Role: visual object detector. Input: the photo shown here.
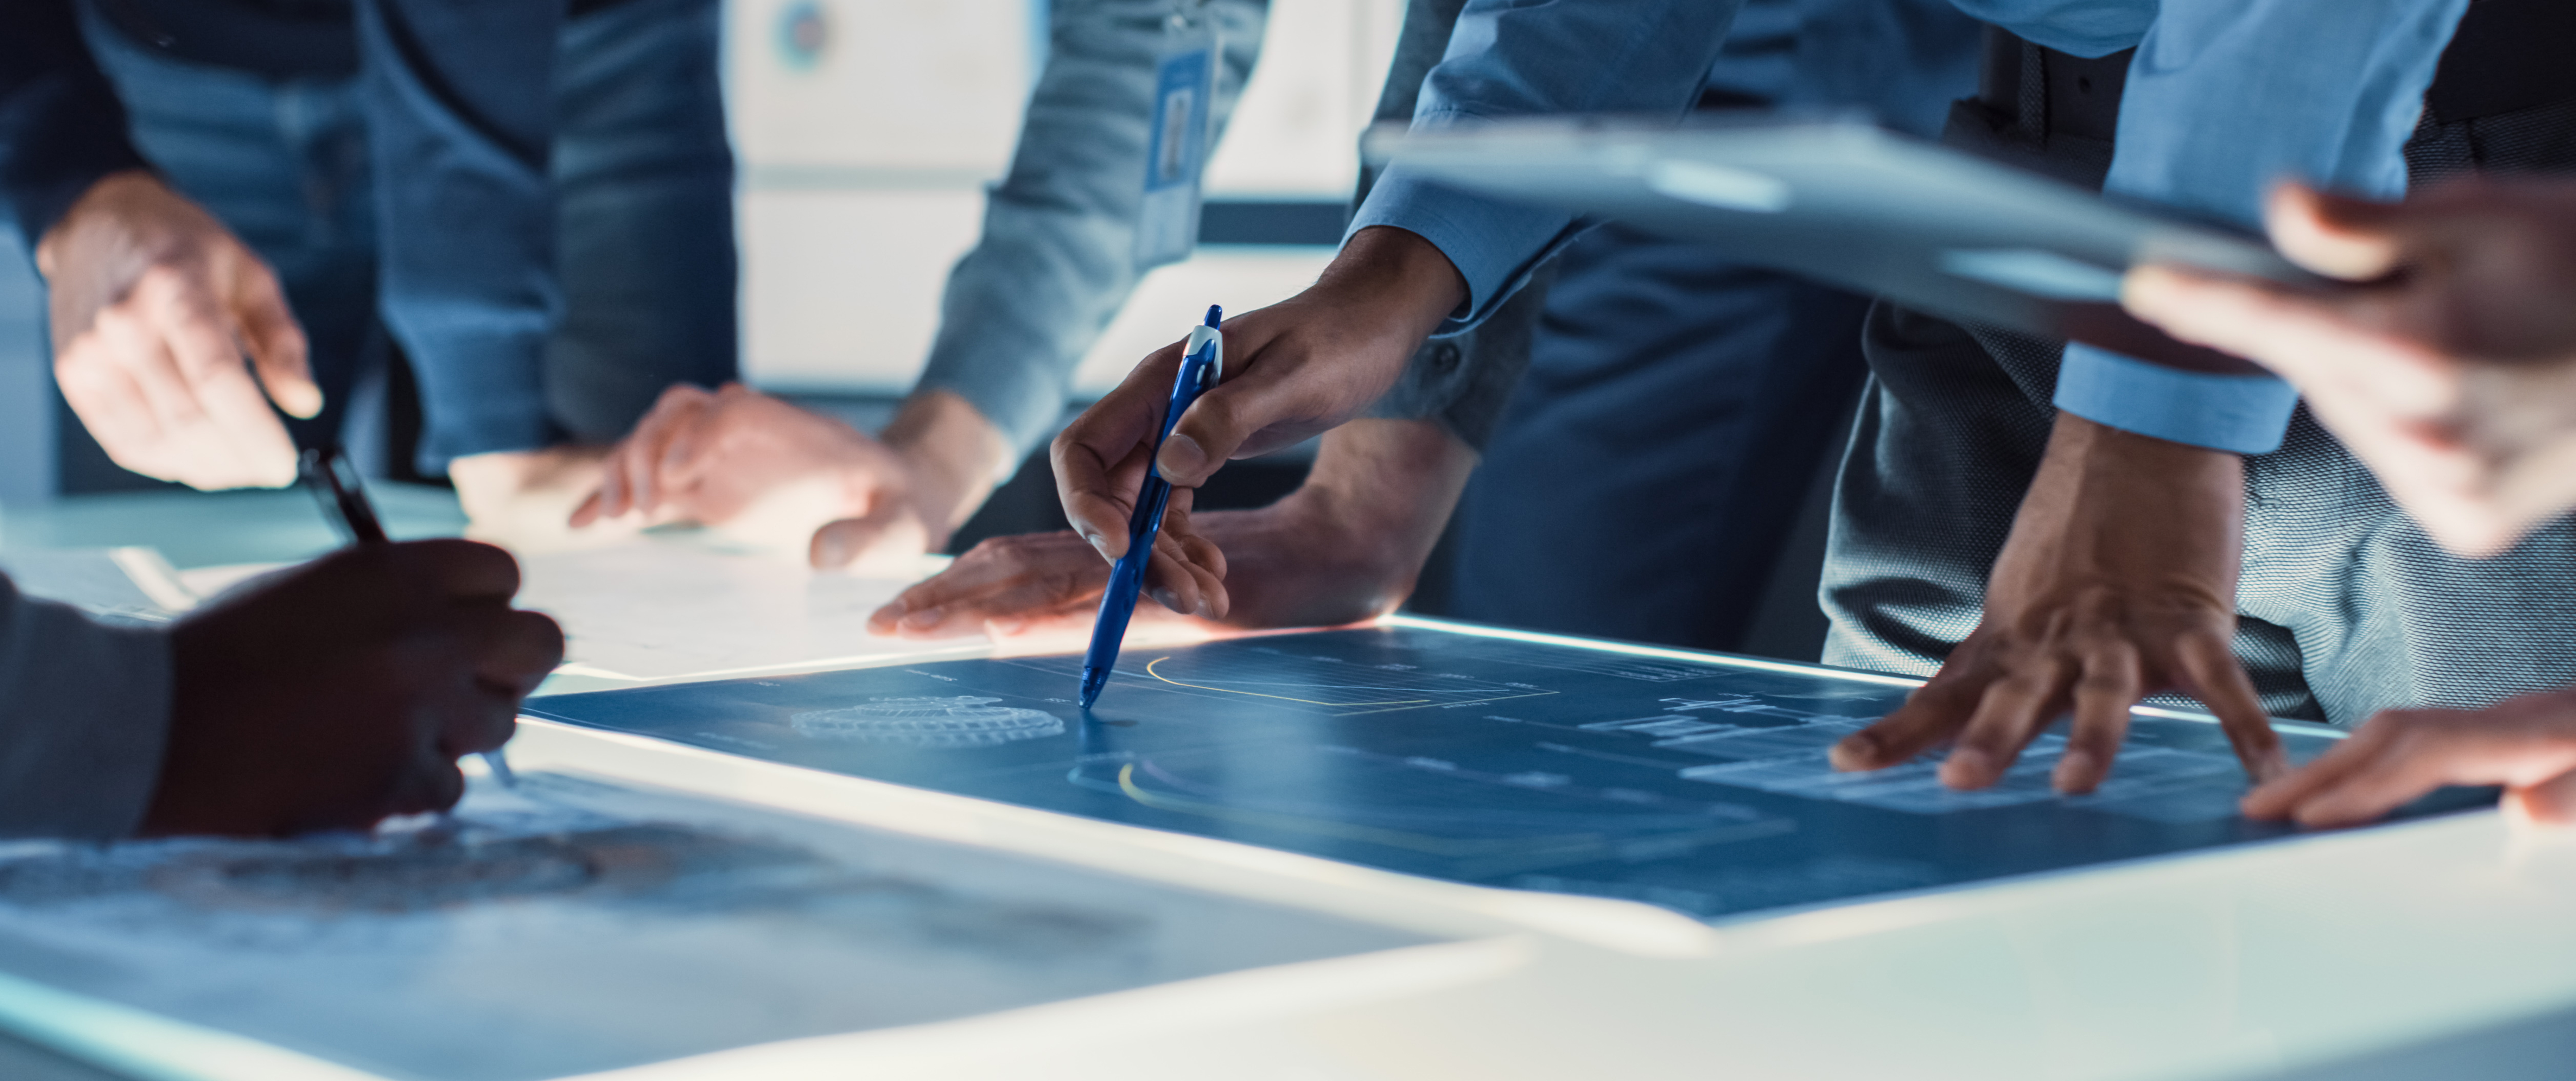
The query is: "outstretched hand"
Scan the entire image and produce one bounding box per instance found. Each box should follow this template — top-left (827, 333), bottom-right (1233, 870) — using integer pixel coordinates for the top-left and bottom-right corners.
top-left (2244, 687), bottom-right (2576, 828)
top-left (1053, 227), bottom-right (1465, 562)
top-left (1830, 414), bottom-right (2288, 793)
top-left (38, 171), bottom-right (320, 490)
top-left (2126, 178), bottom-right (2576, 556)
top-left (880, 420), bottom-right (1475, 640)
top-left (142, 540), bottom-right (563, 837)
top-left (572, 385), bottom-right (1008, 569)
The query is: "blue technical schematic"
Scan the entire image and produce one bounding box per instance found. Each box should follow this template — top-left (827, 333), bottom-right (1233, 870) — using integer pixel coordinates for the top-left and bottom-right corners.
top-left (525, 624), bottom-right (2492, 922)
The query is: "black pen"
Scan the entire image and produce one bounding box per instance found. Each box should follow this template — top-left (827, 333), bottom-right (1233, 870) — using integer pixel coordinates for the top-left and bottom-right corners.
top-left (299, 446), bottom-right (519, 788)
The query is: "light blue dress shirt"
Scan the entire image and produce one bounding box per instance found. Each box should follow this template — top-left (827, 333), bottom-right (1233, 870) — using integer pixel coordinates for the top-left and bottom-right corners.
top-left (1352, 0), bottom-right (2472, 454)
top-left (2056, 0), bottom-right (2467, 453)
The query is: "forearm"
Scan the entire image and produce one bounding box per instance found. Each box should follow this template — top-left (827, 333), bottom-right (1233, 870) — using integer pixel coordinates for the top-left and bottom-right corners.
top-left (0, 579), bottom-right (172, 840)
top-left (1207, 418), bottom-right (1475, 627)
top-left (879, 389), bottom-right (1016, 541)
top-left (1993, 412), bottom-right (2245, 610)
top-left (0, 0), bottom-right (151, 247)
top-left (914, 0), bottom-right (1269, 459)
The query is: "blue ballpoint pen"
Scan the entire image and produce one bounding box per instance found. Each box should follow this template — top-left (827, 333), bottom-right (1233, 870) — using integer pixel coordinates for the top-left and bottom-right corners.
top-left (299, 446), bottom-right (519, 788)
top-left (1079, 305), bottom-right (1224, 708)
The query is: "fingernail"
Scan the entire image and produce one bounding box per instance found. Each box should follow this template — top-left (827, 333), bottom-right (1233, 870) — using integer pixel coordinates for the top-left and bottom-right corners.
top-left (1941, 748), bottom-right (1994, 789)
top-left (988, 616), bottom-right (1025, 636)
top-left (815, 532), bottom-right (850, 568)
top-left (1080, 527), bottom-right (1114, 561)
top-left (866, 605), bottom-right (900, 632)
top-left (1150, 588), bottom-right (1178, 612)
top-left (902, 607), bottom-right (940, 630)
top-left (1157, 433), bottom-right (1207, 479)
top-left (276, 382), bottom-right (324, 419)
top-left (1828, 732), bottom-right (1875, 770)
top-left (2053, 750), bottom-right (2098, 793)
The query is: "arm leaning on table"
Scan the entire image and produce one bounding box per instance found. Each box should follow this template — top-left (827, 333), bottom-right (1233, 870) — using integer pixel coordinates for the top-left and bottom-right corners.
top-left (1831, 0), bottom-right (2477, 793)
top-left (1052, 0), bottom-right (1749, 561)
top-left (874, 418), bottom-right (1475, 638)
top-left (572, 0), bottom-right (1270, 568)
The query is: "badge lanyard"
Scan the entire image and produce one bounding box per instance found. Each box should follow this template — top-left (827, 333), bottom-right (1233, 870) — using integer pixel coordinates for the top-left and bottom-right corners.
top-left (1136, 0), bottom-right (1218, 270)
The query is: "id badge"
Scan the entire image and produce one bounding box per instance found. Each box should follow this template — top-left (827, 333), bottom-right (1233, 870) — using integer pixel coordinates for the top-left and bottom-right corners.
top-left (1135, 4), bottom-right (1216, 269)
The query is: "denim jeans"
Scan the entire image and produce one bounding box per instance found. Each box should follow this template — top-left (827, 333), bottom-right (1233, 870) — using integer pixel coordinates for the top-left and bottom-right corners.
top-left (77, 0), bottom-right (735, 476)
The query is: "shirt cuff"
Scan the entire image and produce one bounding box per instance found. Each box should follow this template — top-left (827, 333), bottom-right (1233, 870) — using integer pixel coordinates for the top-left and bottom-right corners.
top-left (1347, 163), bottom-right (1580, 335)
top-left (2055, 344), bottom-right (2299, 455)
top-left (0, 590), bottom-right (172, 840)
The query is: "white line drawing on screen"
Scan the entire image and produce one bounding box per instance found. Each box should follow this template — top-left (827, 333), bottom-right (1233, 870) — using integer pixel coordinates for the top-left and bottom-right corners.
top-left (791, 697), bottom-right (1066, 746)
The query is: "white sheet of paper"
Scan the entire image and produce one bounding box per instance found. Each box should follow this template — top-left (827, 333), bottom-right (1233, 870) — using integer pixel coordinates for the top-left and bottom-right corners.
top-left (509, 542), bottom-right (981, 681)
top-left (180, 540), bottom-right (986, 683)
top-left (0, 772), bottom-right (1435, 1081)
top-left (0, 547), bottom-right (196, 624)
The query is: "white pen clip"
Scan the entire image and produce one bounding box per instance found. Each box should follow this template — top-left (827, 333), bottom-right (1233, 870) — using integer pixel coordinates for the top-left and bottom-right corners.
top-left (1184, 322), bottom-right (1223, 388)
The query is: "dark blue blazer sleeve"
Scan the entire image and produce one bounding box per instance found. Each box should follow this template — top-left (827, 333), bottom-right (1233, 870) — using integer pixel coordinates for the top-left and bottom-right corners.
top-left (0, 0), bottom-right (149, 247)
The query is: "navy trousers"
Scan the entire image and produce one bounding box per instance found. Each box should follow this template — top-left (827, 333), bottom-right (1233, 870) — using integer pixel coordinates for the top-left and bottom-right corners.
top-left (1446, 223), bottom-right (1870, 653)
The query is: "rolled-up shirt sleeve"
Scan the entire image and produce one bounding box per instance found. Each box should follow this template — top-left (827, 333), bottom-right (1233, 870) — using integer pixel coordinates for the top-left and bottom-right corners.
top-left (1347, 0), bottom-right (1747, 336)
top-left (0, 0), bottom-right (150, 248)
top-left (2051, 0), bottom-right (2467, 453)
top-left (0, 577), bottom-right (172, 840)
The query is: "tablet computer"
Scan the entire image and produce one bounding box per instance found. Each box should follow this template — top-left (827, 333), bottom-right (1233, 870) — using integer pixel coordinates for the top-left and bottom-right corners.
top-left (1363, 114), bottom-right (2324, 371)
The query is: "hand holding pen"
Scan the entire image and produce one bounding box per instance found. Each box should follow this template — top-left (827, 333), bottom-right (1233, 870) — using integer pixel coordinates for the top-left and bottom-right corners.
top-left (139, 452), bottom-right (562, 835)
top-left (303, 447), bottom-right (525, 787)
top-left (1079, 306), bottom-right (1225, 708)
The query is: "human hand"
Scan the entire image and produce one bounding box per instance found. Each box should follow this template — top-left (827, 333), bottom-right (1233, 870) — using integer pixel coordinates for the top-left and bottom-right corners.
top-left (870, 490), bottom-right (1227, 640)
top-left (2125, 179), bottom-right (2576, 556)
top-left (2242, 688), bottom-right (2576, 828)
top-left (1830, 414), bottom-right (2288, 793)
top-left (1053, 226), bottom-right (1465, 561)
top-left (877, 419), bottom-right (1475, 638)
top-left (142, 540), bottom-right (564, 837)
top-left (451, 444), bottom-right (624, 551)
top-left (571, 385), bottom-right (1009, 569)
top-left (36, 170), bottom-right (320, 490)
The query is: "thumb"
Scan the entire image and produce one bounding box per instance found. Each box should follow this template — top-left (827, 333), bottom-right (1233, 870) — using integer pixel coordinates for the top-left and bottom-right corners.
top-left (810, 501), bottom-right (930, 571)
top-left (2509, 768), bottom-right (2576, 826)
top-left (2269, 182), bottom-right (2405, 282)
top-left (1156, 378), bottom-right (1281, 488)
top-left (234, 265), bottom-right (321, 419)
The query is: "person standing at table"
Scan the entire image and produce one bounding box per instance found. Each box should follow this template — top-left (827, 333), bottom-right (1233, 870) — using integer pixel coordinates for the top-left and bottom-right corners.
top-left (571, 0), bottom-right (1272, 569)
top-left (1047, 0), bottom-right (2576, 794)
top-left (2120, 171), bottom-right (2576, 827)
top-left (1, 0), bottom-right (735, 532)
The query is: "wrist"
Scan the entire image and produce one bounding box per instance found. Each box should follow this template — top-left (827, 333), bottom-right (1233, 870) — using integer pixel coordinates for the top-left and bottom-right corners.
top-left (1286, 419), bottom-right (1476, 576)
top-left (1314, 226), bottom-right (1470, 343)
top-left (35, 169), bottom-right (163, 280)
top-left (878, 389), bottom-right (1012, 545)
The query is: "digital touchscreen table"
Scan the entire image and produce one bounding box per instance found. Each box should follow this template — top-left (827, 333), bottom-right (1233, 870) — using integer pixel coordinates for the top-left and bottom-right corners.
top-left (525, 623), bottom-right (2488, 922)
